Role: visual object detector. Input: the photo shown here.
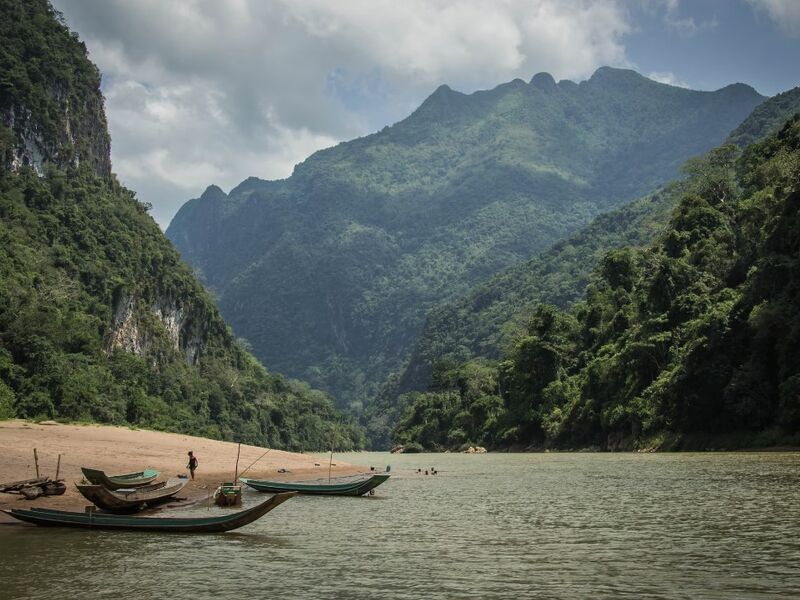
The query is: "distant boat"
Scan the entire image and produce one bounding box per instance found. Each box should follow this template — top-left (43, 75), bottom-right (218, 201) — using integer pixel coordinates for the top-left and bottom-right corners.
top-left (81, 468), bottom-right (159, 490)
top-left (75, 478), bottom-right (187, 513)
top-left (240, 473), bottom-right (390, 496)
top-left (2, 492), bottom-right (295, 533)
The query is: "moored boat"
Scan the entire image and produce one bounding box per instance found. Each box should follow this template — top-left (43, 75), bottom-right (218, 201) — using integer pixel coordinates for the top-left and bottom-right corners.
top-left (81, 468), bottom-right (159, 490)
top-left (213, 482), bottom-right (242, 507)
top-left (1, 492), bottom-right (295, 533)
top-left (240, 473), bottom-right (390, 496)
top-left (75, 478), bottom-right (187, 513)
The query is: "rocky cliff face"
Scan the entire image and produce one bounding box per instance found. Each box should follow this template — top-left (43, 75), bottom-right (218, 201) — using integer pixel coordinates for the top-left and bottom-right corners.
top-left (0, 1), bottom-right (111, 177)
top-left (108, 293), bottom-right (206, 366)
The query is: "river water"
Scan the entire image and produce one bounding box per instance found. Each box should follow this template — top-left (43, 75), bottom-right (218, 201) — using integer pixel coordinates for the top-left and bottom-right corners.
top-left (1, 452), bottom-right (799, 599)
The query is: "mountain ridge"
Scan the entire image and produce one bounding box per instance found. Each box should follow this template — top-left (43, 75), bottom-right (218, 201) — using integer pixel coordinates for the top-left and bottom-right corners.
top-left (168, 67), bottom-right (765, 412)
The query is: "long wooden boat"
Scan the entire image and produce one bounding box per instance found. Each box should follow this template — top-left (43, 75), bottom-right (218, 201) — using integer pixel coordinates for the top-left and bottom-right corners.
top-left (1, 492), bottom-right (295, 533)
top-left (240, 473), bottom-right (390, 496)
top-left (81, 468), bottom-right (159, 490)
top-left (75, 478), bottom-right (187, 513)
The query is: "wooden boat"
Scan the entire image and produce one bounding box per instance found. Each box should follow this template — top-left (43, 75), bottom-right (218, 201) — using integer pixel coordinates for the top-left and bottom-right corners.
top-left (240, 473), bottom-right (390, 496)
top-left (75, 478), bottom-right (187, 513)
top-left (81, 468), bottom-right (159, 490)
top-left (213, 482), bottom-right (242, 507)
top-left (1, 492), bottom-right (295, 533)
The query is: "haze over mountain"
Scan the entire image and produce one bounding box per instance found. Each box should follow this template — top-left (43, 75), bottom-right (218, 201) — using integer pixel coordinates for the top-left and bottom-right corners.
top-left (168, 68), bottom-right (763, 411)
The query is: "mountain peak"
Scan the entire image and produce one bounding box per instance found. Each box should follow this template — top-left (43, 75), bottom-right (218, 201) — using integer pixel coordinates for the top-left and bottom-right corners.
top-left (588, 66), bottom-right (647, 85)
top-left (530, 72), bottom-right (557, 91)
top-left (200, 184), bottom-right (227, 201)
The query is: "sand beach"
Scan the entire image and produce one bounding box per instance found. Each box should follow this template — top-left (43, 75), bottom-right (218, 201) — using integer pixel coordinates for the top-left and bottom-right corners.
top-left (0, 420), bottom-right (367, 521)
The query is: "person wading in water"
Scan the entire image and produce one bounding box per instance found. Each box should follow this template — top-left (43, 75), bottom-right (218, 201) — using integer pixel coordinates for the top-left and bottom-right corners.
top-left (187, 451), bottom-right (198, 480)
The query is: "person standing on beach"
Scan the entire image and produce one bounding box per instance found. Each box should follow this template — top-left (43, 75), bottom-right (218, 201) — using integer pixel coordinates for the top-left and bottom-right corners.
top-left (187, 451), bottom-right (198, 480)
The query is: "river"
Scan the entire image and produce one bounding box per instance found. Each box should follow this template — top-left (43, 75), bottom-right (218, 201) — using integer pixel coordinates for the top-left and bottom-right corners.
top-left (1, 452), bottom-right (799, 599)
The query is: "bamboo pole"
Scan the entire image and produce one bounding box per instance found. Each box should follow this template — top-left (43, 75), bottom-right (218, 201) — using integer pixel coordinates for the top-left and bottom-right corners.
top-left (55, 454), bottom-right (61, 480)
top-left (234, 443), bottom-right (241, 481)
top-left (328, 426), bottom-right (335, 484)
top-left (33, 448), bottom-right (39, 478)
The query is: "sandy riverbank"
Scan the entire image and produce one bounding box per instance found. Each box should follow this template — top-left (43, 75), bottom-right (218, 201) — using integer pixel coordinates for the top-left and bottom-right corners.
top-left (0, 420), bottom-right (370, 521)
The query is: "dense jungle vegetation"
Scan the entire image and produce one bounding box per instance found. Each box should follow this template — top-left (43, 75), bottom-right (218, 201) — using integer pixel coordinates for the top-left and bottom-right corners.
top-left (168, 69), bottom-right (763, 414)
top-left (393, 116), bottom-right (800, 451)
top-left (0, 0), bottom-right (363, 451)
top-left (397, 87), bottom-right (800, 397)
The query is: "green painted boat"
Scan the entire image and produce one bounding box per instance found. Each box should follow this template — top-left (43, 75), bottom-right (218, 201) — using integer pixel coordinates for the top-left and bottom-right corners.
top-left (214, 482), bottom-right (242, 507)
top-left (75, 478), bottom-right (187, 513)
top-left (81, 467), bottom-right (160, 490)
top-left (1, 492), bottom-right (295, 533)
top-left (240, 473), bottom-right (390, 496)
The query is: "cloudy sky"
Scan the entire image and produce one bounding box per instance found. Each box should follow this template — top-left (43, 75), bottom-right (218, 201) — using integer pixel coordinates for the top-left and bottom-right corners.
top-left (52, 0), bottom-right (800, 228)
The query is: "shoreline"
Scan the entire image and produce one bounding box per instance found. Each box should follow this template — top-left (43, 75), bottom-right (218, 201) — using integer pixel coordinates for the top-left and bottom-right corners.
top-left (0, 420), bottom-right (371, 523)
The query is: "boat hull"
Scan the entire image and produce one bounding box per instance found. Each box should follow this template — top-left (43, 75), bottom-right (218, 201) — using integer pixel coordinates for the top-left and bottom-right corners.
top-left (81, 468), bottom-right (160, 490)
top-left (240, 474), bottom-right (390, 496)
top-left (75, 479), bottom-right (187, 513)
top-left (2, 492), bottom-right (295, 533)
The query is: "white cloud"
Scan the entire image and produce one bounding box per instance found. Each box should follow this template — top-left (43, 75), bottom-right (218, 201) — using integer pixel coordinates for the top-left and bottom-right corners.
top-left (637, 0), bottom-right (717, 37)
top-left (648, 71), bottom-right (690, 88)
top-left (747, 0), bottom-right (800, 36)
top-left (52, 0), bottom-right (634, 227)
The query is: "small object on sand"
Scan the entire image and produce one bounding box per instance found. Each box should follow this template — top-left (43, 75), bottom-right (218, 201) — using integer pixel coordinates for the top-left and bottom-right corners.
top-left (0, 476), bottom-right (64, 499)
top-left (314, 463), bottom-right (321, 467)
top-left (43, 481), bottom-right (66, 495)
top-left (278, 468), bottom-right (289, 473)
top-left (20, 486), bottom-right (43, 500)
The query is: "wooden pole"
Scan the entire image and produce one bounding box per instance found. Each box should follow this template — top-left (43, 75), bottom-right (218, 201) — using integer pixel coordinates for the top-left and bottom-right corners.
top-left (33, 448), bottom-right (39, 478)
top-left (234, 443), bottom-right (241, 481)
top-left (328, 427), bottom-right (335, 484)
top-left (55, 454), bottom-right (61, 480)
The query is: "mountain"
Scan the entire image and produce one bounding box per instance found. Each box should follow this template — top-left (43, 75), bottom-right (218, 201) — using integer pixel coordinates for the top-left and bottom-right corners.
top-left (168, 67), bottom-right (764, 410)
top-left (396, 87), bottom-right (800, 399)
top-left (0, 0), bottom-right (363, 451)
top-left (392, 115), bottom-right (800, 451)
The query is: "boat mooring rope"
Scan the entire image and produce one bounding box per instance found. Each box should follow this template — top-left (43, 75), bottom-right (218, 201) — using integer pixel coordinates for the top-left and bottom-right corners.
top-left (236, 448), bottom-right (272, 478)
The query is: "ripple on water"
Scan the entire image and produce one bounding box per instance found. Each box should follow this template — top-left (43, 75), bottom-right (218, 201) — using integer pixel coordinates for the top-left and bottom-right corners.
top-left (1, 452), bottom-right (799, 599)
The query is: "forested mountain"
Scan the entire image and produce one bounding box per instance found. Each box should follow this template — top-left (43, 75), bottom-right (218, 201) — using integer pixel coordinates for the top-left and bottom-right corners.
top-left (397, 87), bottom-right (800, 400)
top-left (0, 0), bottom-right (363, 450)
top-left (393, 115), bottom-right (800, 452)
top-left (168, 67), bottom-right (763, 410)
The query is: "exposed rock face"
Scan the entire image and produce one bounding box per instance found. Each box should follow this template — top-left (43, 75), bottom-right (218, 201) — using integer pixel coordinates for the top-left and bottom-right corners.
top-left (2, 94), bottom-right (111, 177)
top-left (0, 2), bottom-right (111, 177)
top-left (108, 294), bottom-right (206, 366)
